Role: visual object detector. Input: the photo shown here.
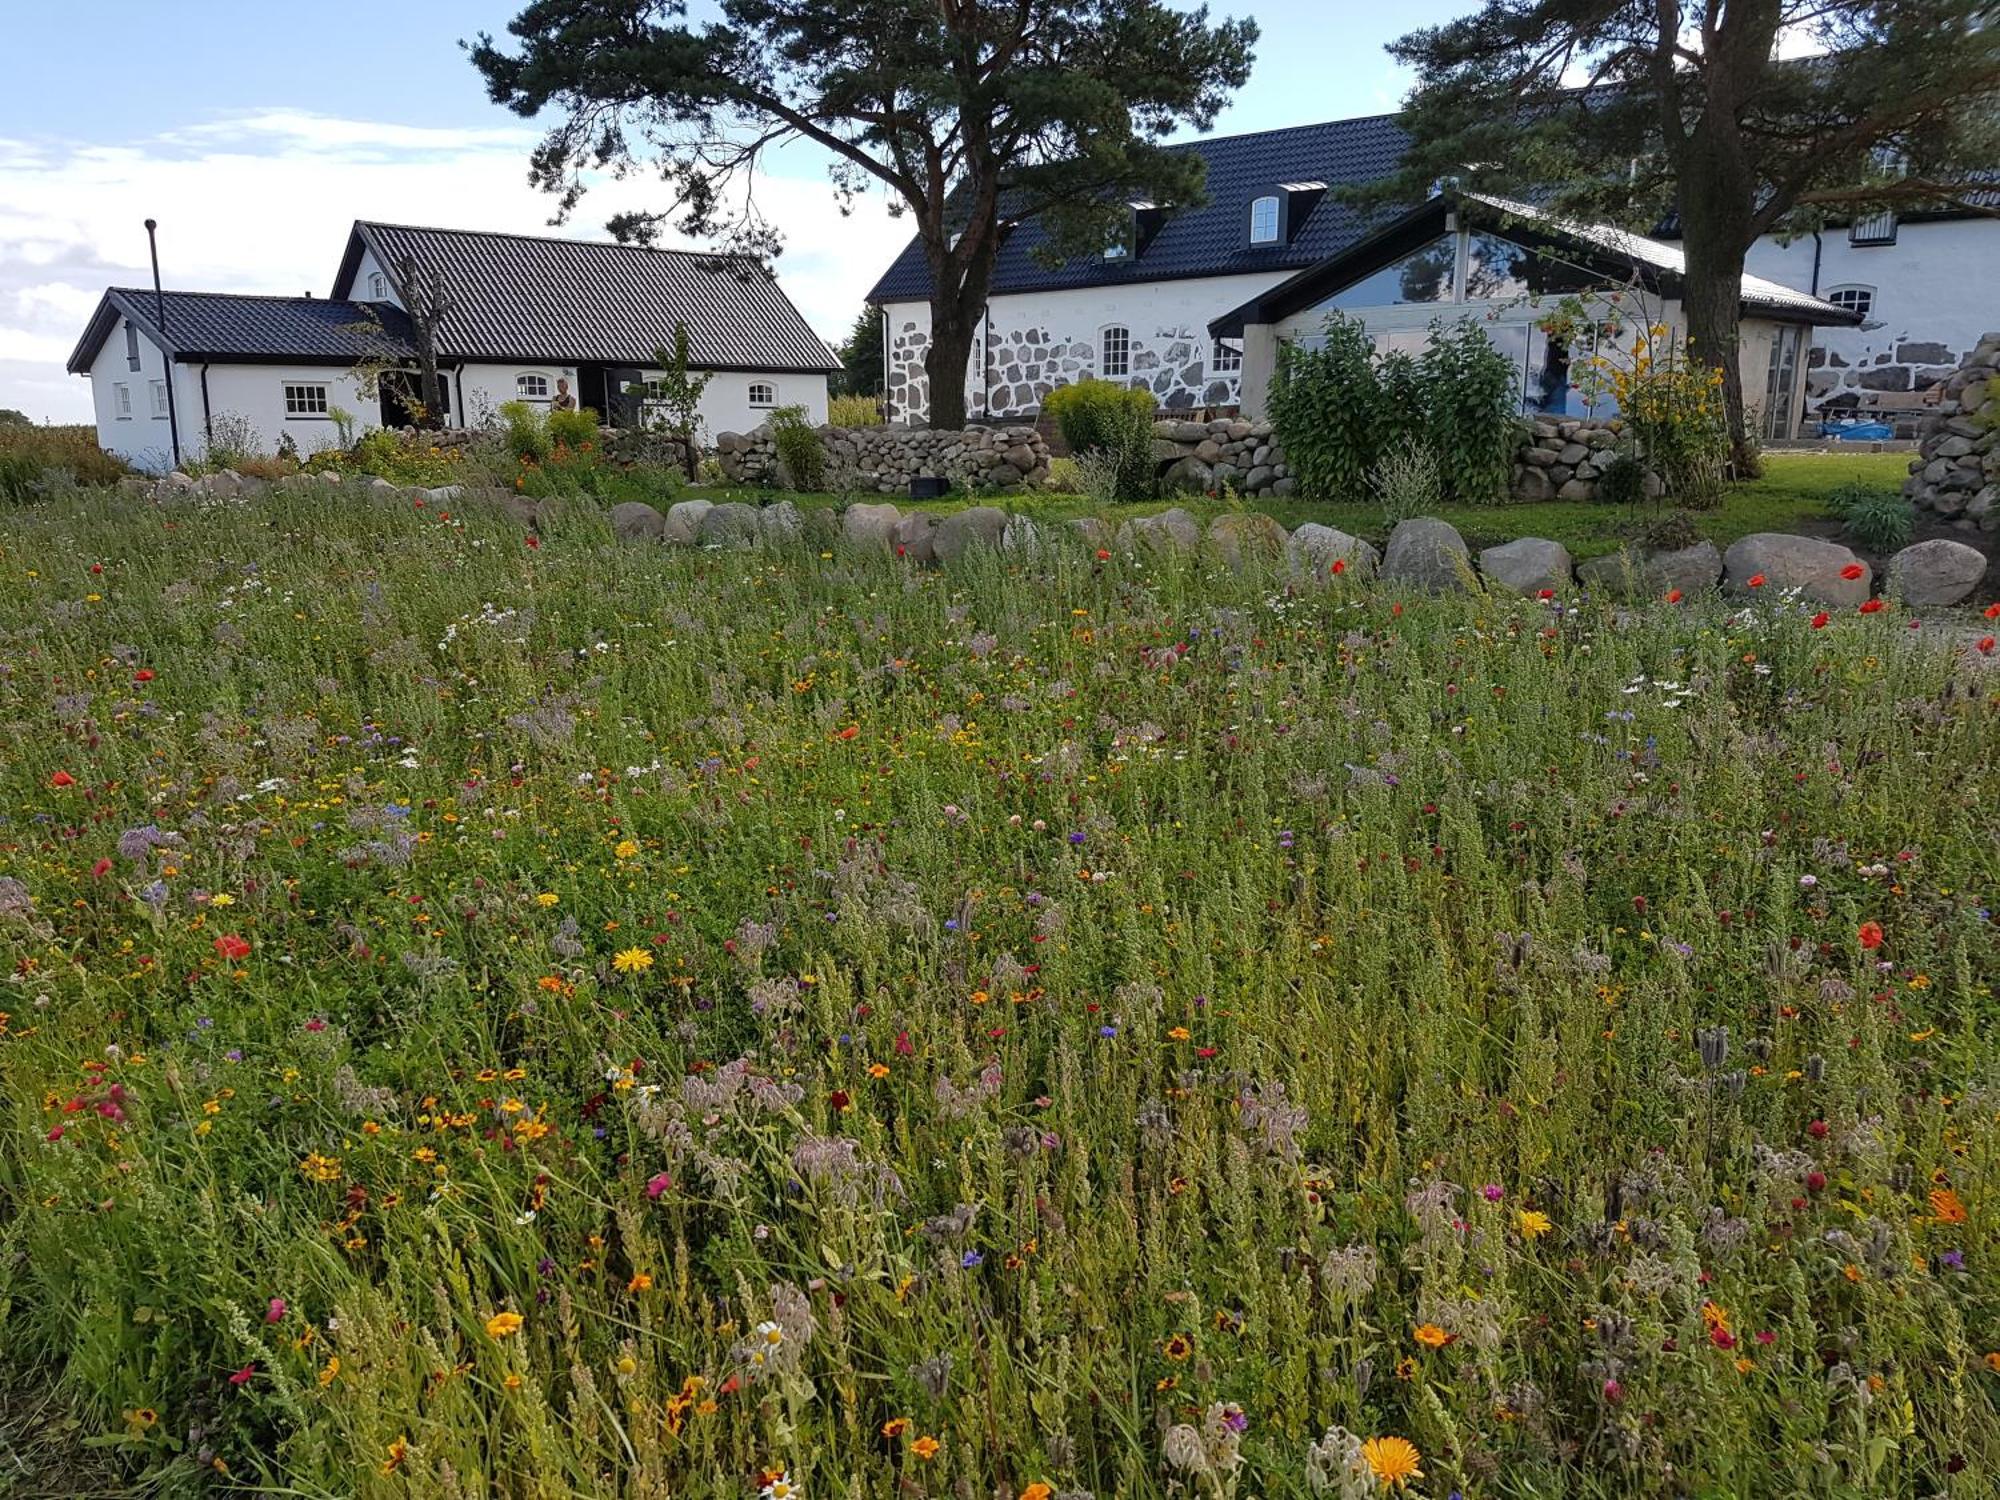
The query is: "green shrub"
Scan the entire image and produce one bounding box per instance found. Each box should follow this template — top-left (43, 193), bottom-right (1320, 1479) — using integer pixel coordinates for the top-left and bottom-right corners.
top-left (0, 423), bottom-right (130, 499)
top-left (499, 400), bottom-right (551, 462)
top-left (1043, 378), bottom-right (1156, 456)
top-left (1273, 313), bottom-right (1522, 505)
top-left (1046, 454), bottom-right (1084, 493)
top-left (828, 393), bottom-right (883, 428)
top-left (1824, 480), bottom-right (1891, 520)
top-left (1371, 439), bottom-right (1442, 524)
top-left (1268, 315), bottom-right (1392, 500)
top-left (1842, 490), bottom-right (1914, 552)
top-left (1595, 452), bottom-right (1650, 507)
top-left (548, 407), bottom-right (600, 452)
top-left (770, 405), bottom-right (826, 490)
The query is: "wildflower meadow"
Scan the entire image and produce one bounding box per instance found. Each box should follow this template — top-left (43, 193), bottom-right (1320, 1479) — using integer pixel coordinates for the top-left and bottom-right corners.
top-left (1, 484), bottom-right (1996, 1498)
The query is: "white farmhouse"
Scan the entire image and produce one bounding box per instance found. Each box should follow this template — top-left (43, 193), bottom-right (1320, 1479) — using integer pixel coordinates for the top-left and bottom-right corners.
top-left (70, 221), bottom-right (838, 470)
top-left (869, 111), bottom-right (1990, 438)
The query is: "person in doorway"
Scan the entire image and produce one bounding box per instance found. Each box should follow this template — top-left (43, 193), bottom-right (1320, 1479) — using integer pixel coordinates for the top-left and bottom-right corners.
top-left (551, 376), bottom-right (577, 412)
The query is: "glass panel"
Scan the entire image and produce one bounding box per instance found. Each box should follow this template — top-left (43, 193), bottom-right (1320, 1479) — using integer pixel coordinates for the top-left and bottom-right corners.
top-left (1322, 236), bottom-right (1457, 308)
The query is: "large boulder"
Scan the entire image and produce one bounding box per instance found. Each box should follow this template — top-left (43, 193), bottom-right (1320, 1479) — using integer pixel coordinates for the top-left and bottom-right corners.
top-left (1161, 457), bottom-right (1214, 495)
top-left (1479, 537), bottom-right (1573, 596)
top-left (892, 511), bottom-right (939, 564)
top-left (1286, 523), bottom-right (1379, 581)
top-left (697, 502), bottom-right (763, 548)
top-left (842, 501), bottom-right (902, 552)
top-left (1206, 512), bottom-right (1289, 570)
top-left (663, 499), bottom-right (713, 546)
top-left (1577, 541), bottom-right (1723, 600)
top-left (932, 505), bottom-right (1010, 562)
top-left (1381, 517), bottom-right (1472, 592)
top-left (1885, 538), bottom-right (1988, 606)
top-left (759, 500), bottom-right (805, 545)
top-left (1001, 513), bottom-right (1047, 556)
top-left (1722, 533), bottom-right (1872, 605)
top-left (609, 501), bottom-right (667, 543)
top-left (1117, 507), bottom-right (1203, 554)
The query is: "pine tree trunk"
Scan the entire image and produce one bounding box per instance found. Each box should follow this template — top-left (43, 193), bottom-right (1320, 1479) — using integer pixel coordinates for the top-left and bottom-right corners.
top-left (1678, 217), bottom-right (1756, 475)
top-left (925, 298), bottom-right (978, 432)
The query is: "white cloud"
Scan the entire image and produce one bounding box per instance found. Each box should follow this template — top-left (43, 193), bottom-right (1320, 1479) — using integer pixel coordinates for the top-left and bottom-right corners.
top-left (0, 110), bottom-right (911, 422)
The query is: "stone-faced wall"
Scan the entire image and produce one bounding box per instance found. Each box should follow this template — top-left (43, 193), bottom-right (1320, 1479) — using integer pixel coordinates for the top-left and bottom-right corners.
top-left (1905, 330), bottom-right (2000, 532)
top-left (1511, 417), bottom-right (1626, 501)
top-left (714, 423), bottom-right (1051, 493)
top-left (1808, 338), bottom-right (1960, 431)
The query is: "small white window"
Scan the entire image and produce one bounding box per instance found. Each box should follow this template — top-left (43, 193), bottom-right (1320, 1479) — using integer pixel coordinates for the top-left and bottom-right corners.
top-left (369, 272), bottom-right (386, 299)
top-left (516, 373), bottom-right (551, 400)
top-left (747, 381), bottom-right (777, 407)
top-left (284, 382), bottom-right (330, 417)
top-left (149, 380), bottom-right (167, 417)
top-left (1211, 338), bottom-right (1243, 372)
top-left (1099, 326), bottom-right (1131, 378)
top-left (1249, 195), bottom-right (1281, 245)
top-left (1826, 285), bottom-right (1875, 319)
top-left (113, 382), bottom-right (132, 418)
top-left (125, 322), bottom-right (141, 370)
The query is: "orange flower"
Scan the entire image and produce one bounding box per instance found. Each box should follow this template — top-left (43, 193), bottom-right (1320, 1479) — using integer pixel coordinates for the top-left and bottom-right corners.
top-left (1412, 1323), bottom-right (1452, 1349)
top-left (911, 1435), bottom-right (942, 1460)
top-left (1021, 1485), bottom-right (1054, 1500)
top-left (1929, 1187), bottom-right (1969, 1224)
top-left (882, 1417), bottom-right (911, 1438)
top-left (1858, 921), bottom-right (1885, 951)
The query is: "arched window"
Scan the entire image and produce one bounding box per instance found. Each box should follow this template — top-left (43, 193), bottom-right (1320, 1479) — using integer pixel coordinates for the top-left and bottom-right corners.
top-left (748, 381), bottom-right (777, 407)
top-left (1248, 195), bottom-right (1281, 245)
top-left (368, 272), bottom-right (387, 299)
top-left (1825, 284), bottom-right (1876, 320)
top-left (517, 373), bottom-right (551, 400)
top-left (1099, 325), bottom-right (1131, 378)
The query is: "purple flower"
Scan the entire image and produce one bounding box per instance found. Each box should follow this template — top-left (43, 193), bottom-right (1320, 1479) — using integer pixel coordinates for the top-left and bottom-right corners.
top-left (1098, 1025), bottom-right (1118, 1039)
top-left (1068, 831), bottom-right (1086, 845)
top-left (1940, 1249), bottom-right (1965, 1271)
top-left (1482, 1184), bottom-right (1504, 1203)
top-left (960, 1250), bottom-right (983, 1269)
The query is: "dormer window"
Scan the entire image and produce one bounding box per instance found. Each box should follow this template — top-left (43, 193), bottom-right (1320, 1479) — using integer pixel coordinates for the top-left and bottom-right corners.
top-left (1249, 195), bottom-right (1281, 246)
top-left (369, 272), bottom-right (387, 299)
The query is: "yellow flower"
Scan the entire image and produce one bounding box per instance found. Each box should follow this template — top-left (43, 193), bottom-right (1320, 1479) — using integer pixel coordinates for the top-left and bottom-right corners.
top-left (1362, 1435), bottom-right (1423, 1488)
top-left (536, 892), bottom-right (559, 907)
top-left (485, 1311), bottom-right (525, 1339)
top-left (381, 1437), bottom-right (408, 1474)
top-left (614, 839), bottom-right (639, 859)
top-left (208, 892), bottom-right (234, 907)
top-left (318, 1355), bottom-right (340, 1387)
top-left (613, 947), bottom-right (654, 975)
top-left (911, 1435), bottom-right (942, 1460)
top-left (1412, 1323), bottom-right (1451, 1349)
top-left (881, 1417), bottom-right (910, 1438)
top-left (1516, 1208), bottom-right (1553, 1240)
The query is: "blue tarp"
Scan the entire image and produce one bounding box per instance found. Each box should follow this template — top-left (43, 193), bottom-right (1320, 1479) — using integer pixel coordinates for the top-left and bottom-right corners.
top-left (1817, 419), bottom-right (1896, 441)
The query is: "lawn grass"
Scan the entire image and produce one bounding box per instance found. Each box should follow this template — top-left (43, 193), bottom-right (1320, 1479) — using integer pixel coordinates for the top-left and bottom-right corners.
top-left (687, 449), bottom-right (1913, 558)
top-left (0, 476), bottom-right (1991, 1498)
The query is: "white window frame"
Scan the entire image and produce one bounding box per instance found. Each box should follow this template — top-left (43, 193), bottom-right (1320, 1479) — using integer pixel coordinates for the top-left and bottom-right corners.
top-left (368, 272), bottom-right (387, 299)
top-left (124, 322), bottom-right (141, 371)
top-left (113, 382), bottom-right (131, 419)
top-left (1210, 337), bottom-right (1243, 373)
top-left (1249, 195), bottom-right (1281, 246)
top-left (747, 381), bottom-right (777, 408)
top-left (516, 372), bottom-right (552, 401)
top-left (149, 380), bottom-right (168, 418)
top-left (283, 382), bottom-right (331, 418)
top-left (1825, 284), bottom-right (1876, 320)
top-left (1098, 325), bottom-right (1131, 378)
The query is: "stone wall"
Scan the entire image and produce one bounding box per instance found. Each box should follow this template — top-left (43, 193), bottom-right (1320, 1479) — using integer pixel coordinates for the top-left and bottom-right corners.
top-left (1905, 330), bottom-right (2000, 532)
top-left (370, 423), bottom-right (692, 472)
top-left (1511, 417), bottom-right (1627, 501)
top-left (713, 423), bottom-right (1051, 493)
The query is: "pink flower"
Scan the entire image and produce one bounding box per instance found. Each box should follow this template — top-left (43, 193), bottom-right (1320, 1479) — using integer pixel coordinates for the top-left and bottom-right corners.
top-left (646, 1172), bottom-right (673, 1200)
top-left (1481, 1184), bottom-right (1504, 1203)
top-left (228, 1364), bottom-right (258, 1386)
top-left (266, 1297), bottom-right (287, 1324)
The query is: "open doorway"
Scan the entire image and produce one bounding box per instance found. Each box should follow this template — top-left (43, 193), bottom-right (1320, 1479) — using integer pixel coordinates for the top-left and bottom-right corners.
top-left (378, 368), bottom-right (451, 428)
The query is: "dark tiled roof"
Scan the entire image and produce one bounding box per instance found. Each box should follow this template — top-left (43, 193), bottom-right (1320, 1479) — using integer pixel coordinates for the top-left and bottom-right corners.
top-left (865, 113), bottom-right (1413, 303)
top-left (67, 289), bottom-right (413, 372)
top-left (336, 222), bottom-right (839, 373)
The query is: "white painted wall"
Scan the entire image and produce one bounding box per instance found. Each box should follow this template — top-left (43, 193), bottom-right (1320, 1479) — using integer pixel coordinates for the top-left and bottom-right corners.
top-left (882, 268), bottom-right (1294, 424)
top-left (1742, 218), bottom-right (1999, 418)
top-left (88, 315), bottom-right (184, 469)
top-left (192, 364), bottom-right (381, 459)
top-left (346, 249), bottom-right (402, 308)
top-left (697, 371), bottom-right (826, 434)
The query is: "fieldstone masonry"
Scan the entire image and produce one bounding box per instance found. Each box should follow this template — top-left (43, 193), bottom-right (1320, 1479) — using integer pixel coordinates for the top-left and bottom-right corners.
top-left (1905, 331), bottom-right (2000, 534)
top-left (714, 424), bottom-right (1052, 493)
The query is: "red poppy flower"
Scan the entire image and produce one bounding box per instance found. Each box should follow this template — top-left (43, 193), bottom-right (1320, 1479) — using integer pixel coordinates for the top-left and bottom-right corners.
top-left (1857, 921), bottom-right (1884, 951)
top-left (1985, 602), bottom-right (2000, 620)
top-left (1665, 589), bottom-right (1682, 604)
top-left (1858, 598), bottom-right (1883, 614)
top-left (1747, 573), bottom-right (1766, 588)
top-left (92, 858), bottom-right (112, 879)
top-left (1810, 611), bottom-right (1829, 629)
top-left (1537, 588), bottom-right (1554, 601)
top-left (833, 724), bottom-right (859, 741)
top-left (133, 668), bottom-right (154, 683)
top-left (49, 770), bottom-right (75, 788)
top-left (525, 534), bottom-right (541, 549)
top-left (829, 1089), bottom-right (851, 1112)
top-left (1331, 559), bottom-right (1346, 575)
top-left (1095, 549), bottom-right (1110, 561)
top-left (89, 562), bottom-right (104, 574)
top-left (229, 1365), bottom-right (258, 1386)
top-left (214, 934), bottom-right (252, 962)
top-left (1979, 636), bottom-right (1996, 655)
top-left (1839, 563), bottom-right (1864, 581)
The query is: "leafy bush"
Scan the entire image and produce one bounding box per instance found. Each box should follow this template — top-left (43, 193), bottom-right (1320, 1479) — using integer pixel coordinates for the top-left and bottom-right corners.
top-left (1594, 452), bottom-right (1650, 507)
top-left (1271, 313), bottom-right (1518, 503)
top-left (828, 394), bottom-right (884, 427)
top-left (1842, 490), bottom-right (1914, 552)
top-left (499, 400), bottom-right (551, 462)
top-left (1824, 480), bottom-right (1891, 520)
top-left (1043, 379), bottom-right (1156, 455)
top-left (770, 405), bottom-right (826, 490)
top-left (305, 430), bottom-right (468, 487)
top-left (1372, 439), bottom-right (1442, 525)
top-left (548, 407), bottom-right (600, 451)
top-left (1574, 320), bottom-right (1730, 509)
top-left (0, 423), bottom-right (130, 499)
top-left (1045, 455), bottom-right (1084, 493)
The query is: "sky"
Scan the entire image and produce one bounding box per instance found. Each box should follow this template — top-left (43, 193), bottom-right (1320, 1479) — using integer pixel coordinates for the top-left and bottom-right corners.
top-left (0, 0), bottom-right (1465, 423)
